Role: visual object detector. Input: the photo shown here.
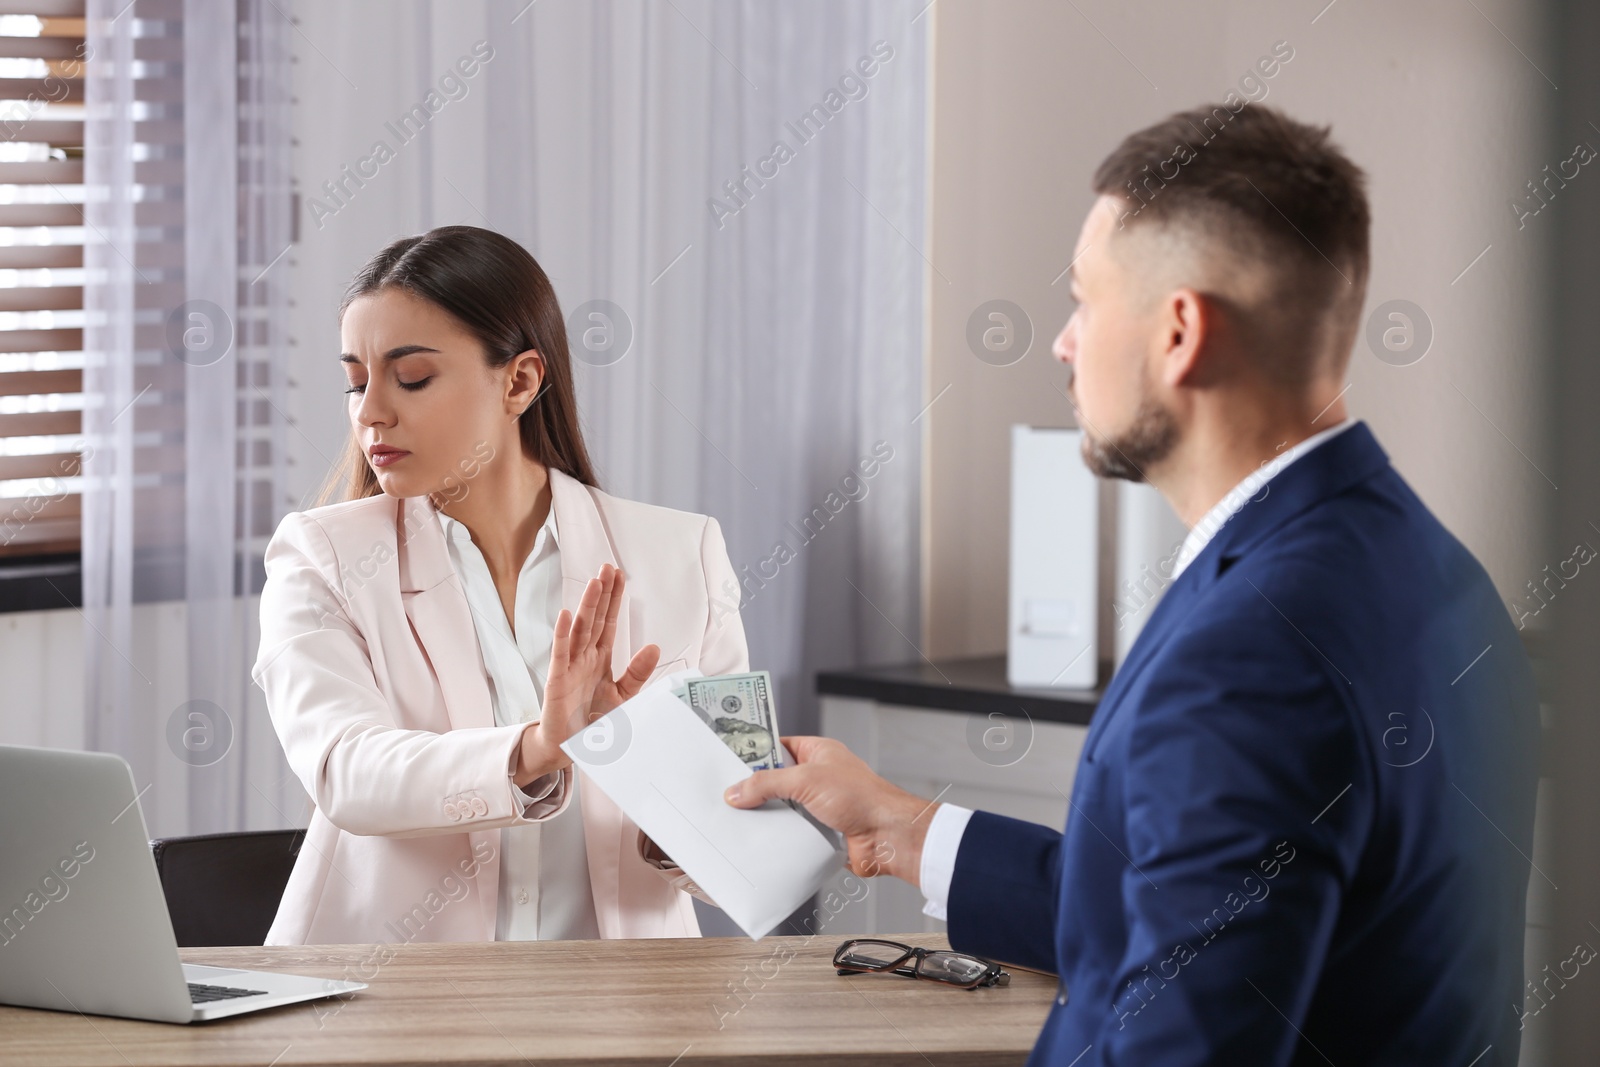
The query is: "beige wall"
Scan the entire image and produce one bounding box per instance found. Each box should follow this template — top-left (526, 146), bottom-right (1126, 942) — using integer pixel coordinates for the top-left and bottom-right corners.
top-left (922, 0), bottom-right (1548, 657)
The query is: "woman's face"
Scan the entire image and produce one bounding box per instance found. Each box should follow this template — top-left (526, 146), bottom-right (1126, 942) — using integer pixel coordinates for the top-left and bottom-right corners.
top-left (339, 287), bottom-right (543, 499)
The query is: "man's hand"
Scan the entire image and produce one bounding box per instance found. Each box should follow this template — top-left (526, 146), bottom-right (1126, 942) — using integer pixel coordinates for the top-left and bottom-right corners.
top-left (722, 735), bottom-right (938, 886)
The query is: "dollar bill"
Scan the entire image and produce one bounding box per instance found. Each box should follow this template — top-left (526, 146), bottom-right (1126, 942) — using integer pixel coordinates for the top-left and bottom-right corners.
top-left (678, 671), bottom-right (786, 771)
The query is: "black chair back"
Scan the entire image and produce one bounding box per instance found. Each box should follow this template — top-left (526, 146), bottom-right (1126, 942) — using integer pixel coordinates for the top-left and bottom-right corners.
top-left (149, 829), bottom-right (306, 947)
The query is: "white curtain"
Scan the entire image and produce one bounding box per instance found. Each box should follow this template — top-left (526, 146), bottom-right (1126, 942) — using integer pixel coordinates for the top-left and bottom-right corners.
top-left (82, 0), bottom-right (294, 838)
top-left (292, 0), bottom-right (927, 737)
top-left (475, 0), bottom-right (928, 736)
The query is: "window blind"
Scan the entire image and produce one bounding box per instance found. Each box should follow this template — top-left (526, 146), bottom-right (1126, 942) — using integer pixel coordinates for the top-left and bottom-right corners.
top-left (0, 0), bottom-right (91, 558)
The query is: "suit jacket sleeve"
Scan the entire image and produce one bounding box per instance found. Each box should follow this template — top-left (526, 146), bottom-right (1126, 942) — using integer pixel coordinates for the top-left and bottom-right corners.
top-left (946, 810), bottom-right (1064, 974)
top-left (254, 510), bottom-right (575, 839)
top-left (1095, 593), bottom-right (1371, 1064)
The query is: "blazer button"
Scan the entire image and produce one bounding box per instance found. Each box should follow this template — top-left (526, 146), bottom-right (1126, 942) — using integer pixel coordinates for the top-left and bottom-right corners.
top-left (1056, 978), bottom-right (1069, 1006)
top-left (444, 801), bottom-right (460, 821)
top-left (470, 797), bottom-right (488, 816)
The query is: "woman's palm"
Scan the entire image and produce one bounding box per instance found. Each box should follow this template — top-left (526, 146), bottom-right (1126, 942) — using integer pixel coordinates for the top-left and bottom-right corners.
top-left (537, 564), bottom-right (660, 750)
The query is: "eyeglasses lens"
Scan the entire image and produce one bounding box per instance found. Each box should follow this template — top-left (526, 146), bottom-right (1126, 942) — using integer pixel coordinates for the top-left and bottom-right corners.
top-left (920, 951), bottom-right (990, 985)
top-left (837, 941), bottom-right (910, 969)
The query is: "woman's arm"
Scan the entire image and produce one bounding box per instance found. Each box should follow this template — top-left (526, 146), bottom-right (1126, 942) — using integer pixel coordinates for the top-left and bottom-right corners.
top-left (255, 511), bottom-right (573, 838)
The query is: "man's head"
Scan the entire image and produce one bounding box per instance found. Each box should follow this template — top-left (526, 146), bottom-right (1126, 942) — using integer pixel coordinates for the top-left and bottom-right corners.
top-left (1054, 103), bottom-right (1370, 483)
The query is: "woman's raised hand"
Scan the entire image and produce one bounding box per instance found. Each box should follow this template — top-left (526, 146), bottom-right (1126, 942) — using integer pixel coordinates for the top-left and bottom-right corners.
top-left (517, 564), bottom-right (660, 783)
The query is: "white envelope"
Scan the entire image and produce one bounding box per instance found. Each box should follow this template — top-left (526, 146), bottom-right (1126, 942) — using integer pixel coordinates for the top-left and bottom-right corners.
top-left (560, 684), bottom-right (844, 940)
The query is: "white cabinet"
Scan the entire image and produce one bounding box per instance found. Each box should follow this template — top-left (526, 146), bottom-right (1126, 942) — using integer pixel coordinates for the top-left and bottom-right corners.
top-left (816, 659), bottom-right (1096, 936)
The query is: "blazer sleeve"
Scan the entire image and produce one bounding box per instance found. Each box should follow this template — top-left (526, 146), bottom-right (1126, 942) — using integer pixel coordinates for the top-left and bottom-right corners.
top-left (946, 810), bottom-right (1064, 974)
top-left (254, 510), bottom-right (576, 839)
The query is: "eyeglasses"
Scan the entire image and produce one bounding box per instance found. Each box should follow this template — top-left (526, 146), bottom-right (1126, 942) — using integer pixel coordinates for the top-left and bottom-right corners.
top-left (832, 938), bottom-right (1010, 990)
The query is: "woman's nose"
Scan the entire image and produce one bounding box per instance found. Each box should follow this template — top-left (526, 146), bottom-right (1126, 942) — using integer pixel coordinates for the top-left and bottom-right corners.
top-left (354, 384), bottom-right (394, 428)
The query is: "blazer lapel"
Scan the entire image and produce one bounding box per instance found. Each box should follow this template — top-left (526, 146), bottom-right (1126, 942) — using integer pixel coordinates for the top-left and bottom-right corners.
top-left (549, 468), bottom-right (633, 679)
top-left (396, 494), bottom-right (496, 734)
top-left (1082, 561), bottom-right (1206, 759)
top-left (549, 468), bottom-right (635, 940)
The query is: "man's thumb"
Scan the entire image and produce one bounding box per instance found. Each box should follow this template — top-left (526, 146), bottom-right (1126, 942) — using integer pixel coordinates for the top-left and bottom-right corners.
top-left (724, 767), bottom-right (793, 808)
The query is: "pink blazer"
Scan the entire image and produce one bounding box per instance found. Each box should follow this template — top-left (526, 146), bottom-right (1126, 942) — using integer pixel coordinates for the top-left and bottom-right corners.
top-left (252, 467), bottom-right (748, 944)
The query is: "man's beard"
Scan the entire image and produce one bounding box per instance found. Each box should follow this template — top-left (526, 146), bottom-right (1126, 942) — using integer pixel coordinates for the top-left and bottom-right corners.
top-left (1079, 392), bottom-right (1179, 483)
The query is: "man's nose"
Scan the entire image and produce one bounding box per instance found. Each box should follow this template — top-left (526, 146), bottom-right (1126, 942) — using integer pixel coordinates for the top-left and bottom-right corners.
top-left (1052, 318), bottom-right (1075, 364)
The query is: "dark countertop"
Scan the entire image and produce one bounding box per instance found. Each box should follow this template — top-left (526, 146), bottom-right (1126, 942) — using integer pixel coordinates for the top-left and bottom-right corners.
top-left (816, 654), bottom-right (1103, 727)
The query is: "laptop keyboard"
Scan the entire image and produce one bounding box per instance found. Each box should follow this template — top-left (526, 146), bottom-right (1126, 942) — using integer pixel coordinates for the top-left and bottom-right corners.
top-left (188, 982), bottom-right (268, 1004)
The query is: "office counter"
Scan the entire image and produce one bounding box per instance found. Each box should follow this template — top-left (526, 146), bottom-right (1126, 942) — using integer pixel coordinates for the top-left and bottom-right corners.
top-left (817, 656), bottom-right (1100, 936)
top-left (817, 655), bottom-right (1103, 728)
top-left (1, 932), bottom-right (1055, 1066)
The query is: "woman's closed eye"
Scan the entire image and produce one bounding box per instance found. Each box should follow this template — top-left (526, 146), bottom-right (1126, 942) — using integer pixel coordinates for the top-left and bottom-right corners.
top-left (344, 376), bottom-right (433, 394)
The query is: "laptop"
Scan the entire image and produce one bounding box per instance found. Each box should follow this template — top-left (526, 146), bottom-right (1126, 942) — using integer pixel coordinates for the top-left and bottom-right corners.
top-left (0, 745), bottom-right (366, 1023)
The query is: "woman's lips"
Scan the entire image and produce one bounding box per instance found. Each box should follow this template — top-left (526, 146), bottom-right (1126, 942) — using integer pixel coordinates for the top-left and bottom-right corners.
top-left (369, 449), bottom-right (410, 468)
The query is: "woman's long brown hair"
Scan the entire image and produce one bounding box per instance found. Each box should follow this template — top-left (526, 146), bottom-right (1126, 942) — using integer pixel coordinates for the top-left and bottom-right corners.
top-left (317, 225), bottom-right (600, 504)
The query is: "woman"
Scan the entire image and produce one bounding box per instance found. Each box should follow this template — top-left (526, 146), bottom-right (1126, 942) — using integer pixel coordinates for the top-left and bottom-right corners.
top-left (253, 225), bottom-right (747, 944)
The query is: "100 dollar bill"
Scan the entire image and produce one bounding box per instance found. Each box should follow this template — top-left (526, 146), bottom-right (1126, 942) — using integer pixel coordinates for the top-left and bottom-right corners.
top-left (675, 671), bottom-right (787, 772)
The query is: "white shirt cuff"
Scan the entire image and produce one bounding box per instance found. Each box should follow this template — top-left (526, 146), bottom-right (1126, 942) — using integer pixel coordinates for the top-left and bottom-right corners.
top-left (919, 803), bottom-right (974, 922)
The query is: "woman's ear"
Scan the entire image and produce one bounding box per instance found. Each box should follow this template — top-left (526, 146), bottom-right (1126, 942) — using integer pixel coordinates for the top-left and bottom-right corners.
top-left (505, 349), bottom-right (547, 415)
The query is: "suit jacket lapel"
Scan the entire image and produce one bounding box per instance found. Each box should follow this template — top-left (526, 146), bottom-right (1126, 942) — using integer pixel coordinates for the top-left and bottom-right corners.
top-left (396, 494), bottom-right (495, 734)
top-left (1083, 561), bottom-right (1206, 757)
top-left (549, 467), bottom-right (632, 679)
top-left (548, 467), bottom-right (634, 940)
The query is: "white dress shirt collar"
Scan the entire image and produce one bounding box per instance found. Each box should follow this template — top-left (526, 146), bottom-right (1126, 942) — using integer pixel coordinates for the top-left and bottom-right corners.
top-left (1168, 419), bottom-right (1355, 581)
top-left (435, 497), bottom-right (560, 552)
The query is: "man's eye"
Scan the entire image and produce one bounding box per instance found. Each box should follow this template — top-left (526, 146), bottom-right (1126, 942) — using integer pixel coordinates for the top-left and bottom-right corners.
top-left (399, 377), bottom-right (432, 391)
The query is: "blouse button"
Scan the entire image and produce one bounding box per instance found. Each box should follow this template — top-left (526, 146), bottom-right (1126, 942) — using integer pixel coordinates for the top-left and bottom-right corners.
top-left (517, 888), bottom-right (530, 905)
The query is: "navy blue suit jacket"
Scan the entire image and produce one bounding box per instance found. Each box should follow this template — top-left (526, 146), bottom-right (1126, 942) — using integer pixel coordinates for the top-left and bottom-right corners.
top-left (948, 423), bottom-right (1540, 1065)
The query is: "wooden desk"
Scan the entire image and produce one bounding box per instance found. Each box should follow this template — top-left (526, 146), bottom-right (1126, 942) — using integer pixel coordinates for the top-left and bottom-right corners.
top-left (2, 932), bottom-right (1054, 1066)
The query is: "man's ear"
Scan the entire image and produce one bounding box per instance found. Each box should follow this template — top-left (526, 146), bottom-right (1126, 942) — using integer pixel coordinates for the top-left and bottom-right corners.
top-left (505, 349), bottom-right (547, 414)
top-left (1157, 286), bottom-right (1211, 388)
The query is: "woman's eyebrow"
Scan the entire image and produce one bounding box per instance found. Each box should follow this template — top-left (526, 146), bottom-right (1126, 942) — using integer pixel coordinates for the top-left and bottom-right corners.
top-left (339, 345), bottom-right (441, 363)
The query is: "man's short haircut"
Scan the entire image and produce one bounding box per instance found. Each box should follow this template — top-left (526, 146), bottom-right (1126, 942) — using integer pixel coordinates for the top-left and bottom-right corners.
top-left (1092, 103), bottom-right (1371, 382)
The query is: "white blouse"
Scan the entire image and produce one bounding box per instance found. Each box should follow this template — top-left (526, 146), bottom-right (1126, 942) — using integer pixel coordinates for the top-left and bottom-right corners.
top-left (436, 503), bottom-right (603, 941)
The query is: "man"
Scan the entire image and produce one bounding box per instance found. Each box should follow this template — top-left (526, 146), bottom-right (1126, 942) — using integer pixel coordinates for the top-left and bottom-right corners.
top-left (725, 104), bottom-right (1540, 1065)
